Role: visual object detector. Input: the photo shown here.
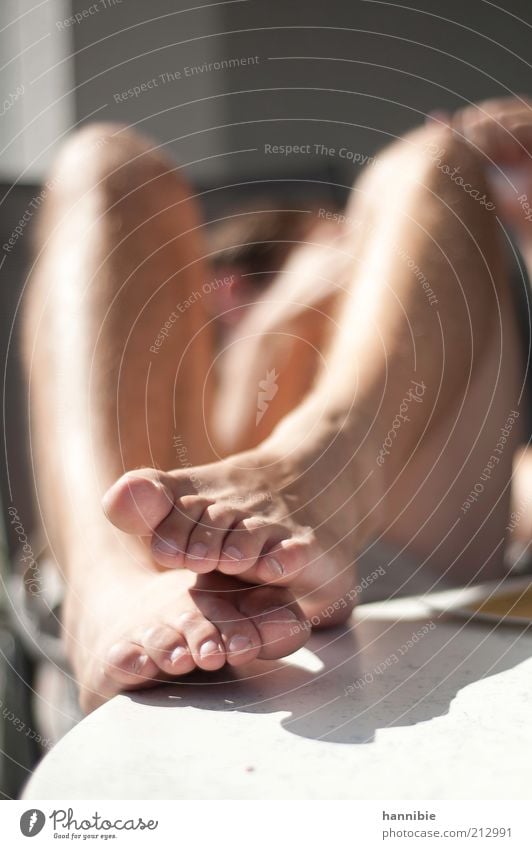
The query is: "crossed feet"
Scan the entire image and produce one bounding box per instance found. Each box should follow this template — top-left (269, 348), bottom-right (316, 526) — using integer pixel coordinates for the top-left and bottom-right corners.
top-left (65, 97), bottom-right (532, 712)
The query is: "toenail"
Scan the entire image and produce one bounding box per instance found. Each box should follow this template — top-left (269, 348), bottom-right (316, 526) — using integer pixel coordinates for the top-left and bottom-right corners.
top-left (132, 654), bottom-right (149, 673)
top-left (199, 639), bottom-right (223, 659)
top-left (152, 537), bottom-right (180, 556)
top-left (265, 556), bottom-right (284, 577)
top-left (224, 546), bottom-right (243, 561)
top-left (228, 635), bottom-right (252, 654)
top-left (170, 646), bottom-right (188, 664)
top-left (188, 542), bottom-right (208, 560)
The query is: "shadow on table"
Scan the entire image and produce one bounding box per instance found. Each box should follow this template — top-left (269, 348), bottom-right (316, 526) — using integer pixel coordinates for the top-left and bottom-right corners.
top-left (128, 616), bottom-right (532, 745)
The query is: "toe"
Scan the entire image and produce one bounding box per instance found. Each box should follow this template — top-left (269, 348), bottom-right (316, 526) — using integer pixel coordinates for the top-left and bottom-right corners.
top-left (151, 496), bottom-right (208, 568)
top-left (237, 587), bottom-right (309, 660)
top-left (103, 469), bottom-right (175, 535)
top-left (141, 624), bottom-right (196, 675)
top-left (184, 503), bottom-right (240, 574)
top-left (175, 610), bottom-right (226, 671)
top-left (219, 517), bottom-right (278, 575)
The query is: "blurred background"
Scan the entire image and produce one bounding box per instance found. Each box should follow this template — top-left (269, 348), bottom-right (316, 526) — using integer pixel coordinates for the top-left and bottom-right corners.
top-left (1, 0), bottom-right (532, 798)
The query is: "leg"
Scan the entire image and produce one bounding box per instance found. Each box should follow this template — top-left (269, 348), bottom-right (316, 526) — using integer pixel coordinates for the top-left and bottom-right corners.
top-left (212, 217), bottom-right (351, 452)
top-left (105, 120), bottom-right (524, 623)
top-left (23, 124), bottom-right (308, 712)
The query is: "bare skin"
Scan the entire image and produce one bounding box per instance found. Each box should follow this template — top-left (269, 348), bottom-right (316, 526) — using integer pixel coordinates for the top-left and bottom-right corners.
top-left (24, 99), bottom-right (532, 712)
top-left (24, 126), bottom-right (309, 712)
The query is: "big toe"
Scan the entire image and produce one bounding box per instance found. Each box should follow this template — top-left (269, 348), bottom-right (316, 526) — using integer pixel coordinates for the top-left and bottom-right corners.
top-left (102, 468), bottom-right (175, 534)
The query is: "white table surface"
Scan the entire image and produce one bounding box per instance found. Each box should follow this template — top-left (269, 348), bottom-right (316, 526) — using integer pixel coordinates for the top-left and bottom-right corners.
top-left (23, 590), bottom-right (532, 800)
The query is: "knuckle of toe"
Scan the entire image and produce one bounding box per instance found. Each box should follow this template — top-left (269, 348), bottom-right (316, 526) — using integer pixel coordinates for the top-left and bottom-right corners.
top-left (204, 503), bottom-right (231, 523)
top-left (143, 626), bottom-right (171, 648)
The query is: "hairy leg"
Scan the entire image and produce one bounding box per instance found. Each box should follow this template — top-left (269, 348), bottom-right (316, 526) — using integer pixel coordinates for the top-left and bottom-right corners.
top-left (453, 97), bottom-right (532, 570)
top-left (23, 124), bottom-right (307, 712)
top-left (105, 120), bottom-right (523, 624)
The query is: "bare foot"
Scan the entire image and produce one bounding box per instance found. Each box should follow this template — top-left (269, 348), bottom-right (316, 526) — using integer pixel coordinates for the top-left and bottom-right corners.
top-left (102, 417), bottom-right (379, 629)
top-left (65, 561), bottom-right (308, 713)
top-left (454, 96), bottom-right (532, 166)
